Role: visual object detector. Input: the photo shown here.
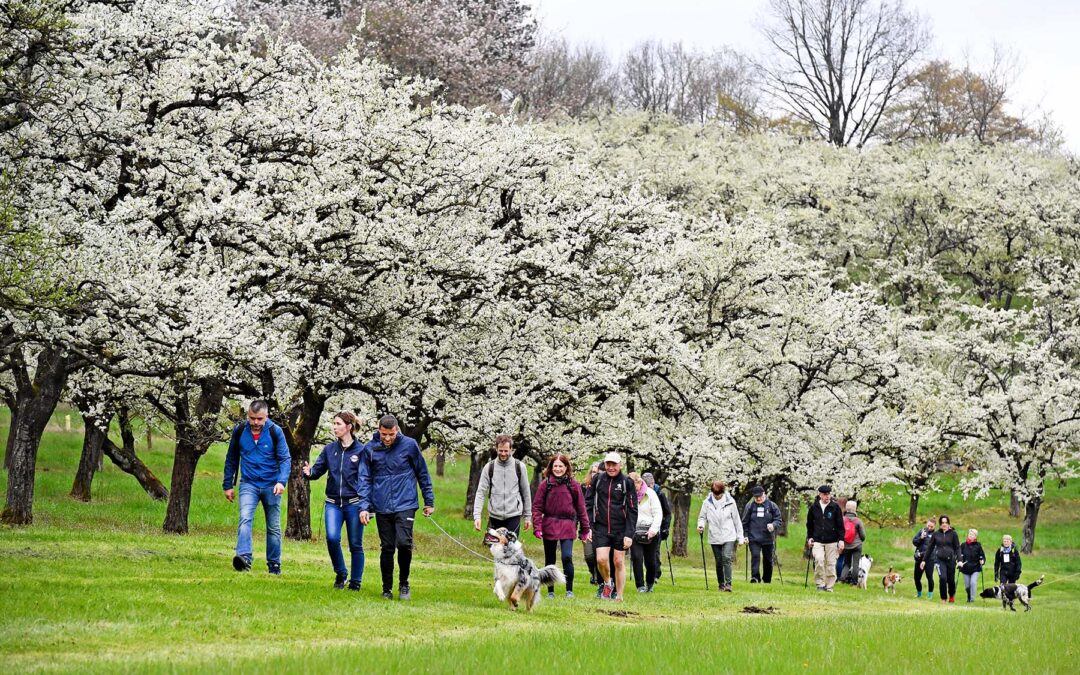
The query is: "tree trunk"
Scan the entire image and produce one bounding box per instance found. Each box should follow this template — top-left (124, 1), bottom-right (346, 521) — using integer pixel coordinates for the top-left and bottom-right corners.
top-left (101, 425), bottom-right (169, 501)
top-left (162, 378), bottom-right (225, 534)
top-left (908, 492), bottom-right (920, 527)
top-left (768, 480), bottom-right (791, 537)
top-left (1021, 496), bottom-right (1041, 554)
top-left (435, 447), bottom-right (446, 477)
top-left (1009, 490), bottom-right (1021, 518)
top-left (2, 346), bottom-right (70, 525)
top-left (71, 415), bottom-right (107, 502)
top-left (669, 487), bottom-right (691, 557)
top-left (280, 389), bottom-right (325, 540)
top-left (463, 447), bottom-right (487, 519)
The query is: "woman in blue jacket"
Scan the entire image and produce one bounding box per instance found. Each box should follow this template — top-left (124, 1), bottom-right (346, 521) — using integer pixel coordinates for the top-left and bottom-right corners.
top-left (303, 411), bottom-right (366, 590)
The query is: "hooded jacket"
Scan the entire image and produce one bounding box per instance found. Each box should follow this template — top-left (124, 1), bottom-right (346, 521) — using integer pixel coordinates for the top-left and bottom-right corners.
top-left (697, 491), bottom-right (744, 545)
top-left (357, 431), bottom-right (434, 514)
top-left (741, 498), bottom-right (783, 544)
top-left (635, 487), bottom-right (663, 537)
top-left (472, 457), bottom-right (531, 521)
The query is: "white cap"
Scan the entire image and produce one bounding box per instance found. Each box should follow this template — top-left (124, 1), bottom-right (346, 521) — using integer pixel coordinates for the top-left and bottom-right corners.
top-left (603, 451), bottom-right (622, 464)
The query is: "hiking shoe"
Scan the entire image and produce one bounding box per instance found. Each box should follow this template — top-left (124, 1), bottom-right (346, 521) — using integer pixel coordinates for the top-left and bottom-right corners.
top-left (751, 578), bottom-right (760, 584)
top-left (948, 596), bottom-right (955, 603)
top-left (547, 590), bottom-right (555, 599)
top-left (927, 592), bottom-right (933, 600)
top-left (816, 586), bottom-right (826, 592)
top-left (381, 590), bottom-right (393, 600)
top-left (232, 555), bottom-right (252, 572)
top-left (611, 592), bottom-right (621, 602)
top-left (645, 583), bottom-right (654, 593)
top-left (823, 587), bottom-right (833, 592)
top-left (601, 583), bottom-right (613, 600)
top-left (637, 586), bottom-right (647, 593)
top-left (723, 584), bottom-right (733, 593)
top-left (596, 583), bottom-right (605, 598)
top-left (334, 574), bottom-right (347, 590)
top-left (267, 563), bottom-right (281, 575)
top-left (347, 581), bottom-right (361, 592)
top-left (565, 591), bottom-right (575, 599)
top-left (917, 591), bottom-right (923, 598)
top-left (398, 585), bottom-right (411, 601)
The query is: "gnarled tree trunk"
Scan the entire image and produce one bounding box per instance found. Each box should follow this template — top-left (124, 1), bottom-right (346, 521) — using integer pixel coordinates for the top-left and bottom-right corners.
top-left (71, 415), bottom-right (107, 501)
top-left (1009, 490), bottom-right (1021, 518)
top-left (669, 487), bottom-right (691, 557)
top-left (279, 388), bottom-right (325, 540)
top-left (1021, 496), bottom-right (1041, 554)
top-left (162, 378), bottom-right (225, 534)
top-left (101, 408), bottom-right (168, 501)
top-left (463, 446), bottom-right (487, 519)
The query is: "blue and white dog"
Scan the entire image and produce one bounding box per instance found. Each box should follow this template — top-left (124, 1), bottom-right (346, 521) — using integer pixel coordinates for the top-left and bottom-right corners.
top-left (484, 527), bottom-right (564, 611)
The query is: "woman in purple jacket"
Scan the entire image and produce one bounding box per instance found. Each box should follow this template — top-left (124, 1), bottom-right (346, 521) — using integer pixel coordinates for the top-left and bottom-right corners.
top-left (533, 453), bottom-right (591, 598)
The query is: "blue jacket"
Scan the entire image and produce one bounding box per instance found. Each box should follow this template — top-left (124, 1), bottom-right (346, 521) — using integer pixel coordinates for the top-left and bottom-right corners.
top-left (358, 431), bottom-right (434, 513)
top-left (305, 438), bottom-right (365, 504)
top-left (222, 419), bottom-right (291, 490)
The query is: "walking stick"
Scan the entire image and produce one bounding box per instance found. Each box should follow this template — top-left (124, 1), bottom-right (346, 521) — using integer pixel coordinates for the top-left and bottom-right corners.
top-left (700, 531), bottom-right (709, 590)
top-left (744, 542), bottom-right (749, 581)
top-left (773, 531), bottom-right (784, 585)
top-left (803, 543), bottom-right (811, 588)
top-left (664, 537), bottom-right (675, 585)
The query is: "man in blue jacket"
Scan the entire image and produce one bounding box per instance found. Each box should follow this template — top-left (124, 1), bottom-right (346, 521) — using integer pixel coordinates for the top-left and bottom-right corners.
top-left (222, 400), bottom-right (291, 574)
top-left (359, 414), bottom-right (435, 600)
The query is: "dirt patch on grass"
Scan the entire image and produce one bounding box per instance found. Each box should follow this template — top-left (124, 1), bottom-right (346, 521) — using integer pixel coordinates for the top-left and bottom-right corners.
top-left (741, 605), bottom-right (779, 615)
top-left (595, 608), bottom-right (640, 618)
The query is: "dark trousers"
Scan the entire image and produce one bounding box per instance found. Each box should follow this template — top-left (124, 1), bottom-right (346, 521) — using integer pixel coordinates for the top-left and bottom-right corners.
top-left (936, 559), bottom-right (957, 599)
top-left (749, 541), bottom-right (774, 582)
top-left (841, 546), bottom-right (862, 584)
top-left (652, 537), bottom-right (665, 579)
top-left (487, 515), bottom-right (521, 537)
top-left (543, 538), bottom-right (575, 592)
top-left (631, 538), bottom-right (660, 588)
top-left (376, 510), bottom-right (415, 592)
top-left (914, 558), bottom-right (935, 593)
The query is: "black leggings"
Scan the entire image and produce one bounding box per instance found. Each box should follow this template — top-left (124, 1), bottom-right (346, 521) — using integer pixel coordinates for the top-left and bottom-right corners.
top-left (914, 558), bottom-right (935, 593)
top-left (543, 539), bottom-right (575, 592)
top-left (935, 560), bottom-right (957, 599)
top-left (631, 538), bottom-right (660, 588)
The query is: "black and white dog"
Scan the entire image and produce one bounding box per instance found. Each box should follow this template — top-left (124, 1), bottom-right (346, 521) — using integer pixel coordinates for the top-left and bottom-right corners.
top-left (484, 527), bottom-right (564, 611)
top-left (980, 575), bottom-right (1045, 612)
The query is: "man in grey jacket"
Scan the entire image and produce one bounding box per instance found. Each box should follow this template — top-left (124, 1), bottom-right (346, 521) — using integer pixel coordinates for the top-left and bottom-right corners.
top-left (473, 434), bottom-right (531, 536)
top-left (741, 485), bottom-right (783, 584)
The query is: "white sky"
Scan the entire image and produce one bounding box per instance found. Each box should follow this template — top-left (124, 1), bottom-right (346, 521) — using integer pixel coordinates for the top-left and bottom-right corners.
top-left (531, 0), bottom-right (1080, 152)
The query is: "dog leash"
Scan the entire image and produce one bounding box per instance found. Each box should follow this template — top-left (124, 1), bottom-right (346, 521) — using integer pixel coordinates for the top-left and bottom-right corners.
top-left (1037, 571), bottom-right (1080, 587)
top-left (426, 516), bottom-right (497, 563)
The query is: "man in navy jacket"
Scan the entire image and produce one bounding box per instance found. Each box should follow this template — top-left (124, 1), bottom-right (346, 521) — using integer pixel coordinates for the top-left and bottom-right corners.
top-left (359, 414), bottom-right (435, 600)
top-left (223, 400), bottom-right (291, 574)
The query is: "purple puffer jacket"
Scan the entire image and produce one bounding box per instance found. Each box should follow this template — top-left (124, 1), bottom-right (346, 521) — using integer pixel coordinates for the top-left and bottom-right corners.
top-left (533, 476), bottom-right (590, 541)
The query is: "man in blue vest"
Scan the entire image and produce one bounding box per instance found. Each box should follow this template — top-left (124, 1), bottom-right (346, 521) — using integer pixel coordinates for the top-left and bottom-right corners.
top-left (359, 414), bottom-right (435, 600)
top-left (223, 400), bottom-right (291, 574)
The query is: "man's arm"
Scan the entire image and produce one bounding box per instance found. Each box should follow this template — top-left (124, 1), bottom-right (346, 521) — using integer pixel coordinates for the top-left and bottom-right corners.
top-left (222, 424), bottom-right (242, 492)
top-left (273, 424), bottom-right (291, 488)
top-left (623, 480), bottom-right (638, 540)
top-left (411, 442), bottom-right (435, 512)
top-left (472, 461), bottom-right (491, 522)
top-left (518, 461), bottom-right (532, 525)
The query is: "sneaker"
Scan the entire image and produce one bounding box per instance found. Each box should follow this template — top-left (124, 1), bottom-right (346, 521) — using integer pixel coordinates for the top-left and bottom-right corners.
top-left (611, 592), bottom-right (621, 602)
top-left (398, 586), bottom-right (411, 601)
top-left (596, 583), bottom-right (605, 599)
top-left (565, 591), bottom-right (575, 599)
top-left (232, 555), bottom-right (252, 572)
top-left (917, 591), bottom-right (922, 598)
top-left (381, 590), bottom-right (394, 600)
top-left (817, 586), bottom-right (826, 592)
top-left (547, 590), bottom-right (555, 599)
top-left (347, 581), bottom-right (361, 592)
top-left (723, 584), bottom-right (733, 593)
top-left (334, 574), bottom-right (347, 590)
top-left (637, 586), bottom-right (647, 593)
top-left (927, 592), bottom-right (933, 600)
top-left (751, 578), bottom-right (760, 584)
top-left (267, 563), bottom-right (281, 575)
top-left (823, 587), bottom-right (834, 592)
top-left (601, 583), bottom-right (613, 600)
top-left (645, 583), bottom-right (654, 593)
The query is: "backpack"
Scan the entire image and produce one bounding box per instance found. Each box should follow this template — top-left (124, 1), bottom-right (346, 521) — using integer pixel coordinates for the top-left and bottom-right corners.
top-left (229, 421), bottom-right (281, 486)
top-left (843, 517), bottom-right (857, 545)
top-left (486, 458), bottom-right (525, 494)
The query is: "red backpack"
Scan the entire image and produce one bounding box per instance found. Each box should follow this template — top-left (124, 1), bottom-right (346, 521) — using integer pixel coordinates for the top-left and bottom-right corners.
top-left (843, 518), bottom-right (857, 544)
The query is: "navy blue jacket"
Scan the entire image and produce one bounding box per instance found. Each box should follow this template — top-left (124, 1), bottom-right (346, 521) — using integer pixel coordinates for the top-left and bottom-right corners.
top-left (742, 498), bottom-right (783, 544)
top-left (358, 431), bottom-right (434, 514)
top-left (222, 419), bottom-right (290, 490)
top-left (305, 438), bottom-right (365, 504)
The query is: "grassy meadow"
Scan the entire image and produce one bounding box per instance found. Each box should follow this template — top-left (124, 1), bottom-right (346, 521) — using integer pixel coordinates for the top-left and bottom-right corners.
top-left (1, 408), bottom-right (1078, 673)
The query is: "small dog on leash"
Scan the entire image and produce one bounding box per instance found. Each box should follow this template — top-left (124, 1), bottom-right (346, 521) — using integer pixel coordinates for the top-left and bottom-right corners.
top-left (980, 575), bottom-right (1044, 612)
top-left (484, 527), bottom-right (564, 611)
top-left (882, 567), bottom-right (901, 593)
top-left (857, 556), bottom-right (873, 590)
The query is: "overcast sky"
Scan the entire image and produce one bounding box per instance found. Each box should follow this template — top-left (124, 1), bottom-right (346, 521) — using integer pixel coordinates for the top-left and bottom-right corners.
top-left (531, 0), bottom-right (1080, 152)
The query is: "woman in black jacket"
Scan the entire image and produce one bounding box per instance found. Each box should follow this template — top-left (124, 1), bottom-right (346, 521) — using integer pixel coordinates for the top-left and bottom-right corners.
top-left (582, 462), bottom-right (601, 585)
top-left (922, 514), bottom-right (961, 603)
top-left (958, 528), bottom-right (986, 603)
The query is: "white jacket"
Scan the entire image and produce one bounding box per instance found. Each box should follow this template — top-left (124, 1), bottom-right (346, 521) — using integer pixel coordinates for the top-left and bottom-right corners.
top-left (636, 488), bottom-right (663, 536)
top-left (697, 491), bottom-right (744, 545)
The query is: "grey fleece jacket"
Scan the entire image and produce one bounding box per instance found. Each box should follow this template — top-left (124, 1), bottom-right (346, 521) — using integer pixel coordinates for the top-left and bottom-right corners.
top-left (472, 458), bottom-right (532, 521)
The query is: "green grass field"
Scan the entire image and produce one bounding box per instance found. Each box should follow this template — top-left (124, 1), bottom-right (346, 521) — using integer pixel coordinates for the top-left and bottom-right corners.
top-left (1, 408), bottom-right (1078, 673)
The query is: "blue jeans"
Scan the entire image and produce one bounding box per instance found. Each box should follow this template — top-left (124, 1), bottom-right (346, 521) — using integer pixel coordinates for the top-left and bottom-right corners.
top-left (325, 501), bottom-right (365, 582)
top-left (236, 483), bottom-right (282, 565)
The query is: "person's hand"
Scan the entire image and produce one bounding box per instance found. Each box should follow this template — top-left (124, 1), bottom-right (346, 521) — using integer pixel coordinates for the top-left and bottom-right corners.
top-left (648, 529), bottom-right (658, 540)
top-left (224, 489), bottom-right (235, 503)
top-left (742, 537), bottom-right (749, 545)
top-left (474, 518), bottom-right (481, 531)
top-left (921, 561), bottom-right (926, 570)
top-left (623, 537), bottom-right (632, 550)
top-left (697, 526), bottom-right (704, 534)
top-left (838, 541), bottom-right (845, 552)
top-left (523, 520), bottom-right (532, 531)
top-left (360, 510), bottom-right (371, 525)
top-left (767, 523), bottom-right (774, 532)
top-left (534, 529), bottom-right (543, 539)
top-left (273, 483), bottom-right (285, 496)
top-left (807, 538), bottom-right (814, 547)
top-left (302, 462), bottom-right (310, 477)
top-left (584, 532), bottom-right (592, 543)
top-left (423, 506), bottom-right (434, 517)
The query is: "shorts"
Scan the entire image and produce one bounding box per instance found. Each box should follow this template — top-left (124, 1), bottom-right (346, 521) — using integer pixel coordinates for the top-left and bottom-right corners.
top-left (592, 530), bottom-right (629, 552)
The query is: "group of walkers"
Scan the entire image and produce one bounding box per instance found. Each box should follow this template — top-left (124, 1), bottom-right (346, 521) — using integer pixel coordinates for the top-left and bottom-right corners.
top-left (222, 403), bottom-right (1028, 606)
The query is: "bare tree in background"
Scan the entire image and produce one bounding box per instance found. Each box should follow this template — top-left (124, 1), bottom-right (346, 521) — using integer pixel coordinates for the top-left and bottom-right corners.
top-left (760, 0), bottom-right (930, 147)
top-left (524, 34), bottom-right (617, 118)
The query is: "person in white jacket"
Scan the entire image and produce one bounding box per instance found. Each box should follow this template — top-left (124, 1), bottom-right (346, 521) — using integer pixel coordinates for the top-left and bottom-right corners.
top-left (629, 472), bottom-right (663, 593)
top-left (697, 481), bottom-right (744, 592)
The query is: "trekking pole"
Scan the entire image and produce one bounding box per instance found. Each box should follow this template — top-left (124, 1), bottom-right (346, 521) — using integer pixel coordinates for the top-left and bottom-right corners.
top-left (803, 544), bottom-right (811, 588)
top-left (773, 531), bottom-right (784, 585)
top-left (664, 537), bottom-right (675, 585)
top-left (744, 542), bottom-right (749, 581)
top-left (700, 531), bottom-right (709, 590)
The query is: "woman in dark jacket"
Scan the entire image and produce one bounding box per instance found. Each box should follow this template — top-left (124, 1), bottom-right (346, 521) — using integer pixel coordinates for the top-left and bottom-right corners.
top-left (958, 528), bottom-right (986, 603)
top-left (994, 534), bottom-right (1022, 584)
top-left (533, 454), bottom-right (591, 598)
top-left (581, 462), bottom-right (601, 585)
top-left (922, 514), bottom-right (961, 603)
top-left (302, 411), bottom-right (366, 590)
